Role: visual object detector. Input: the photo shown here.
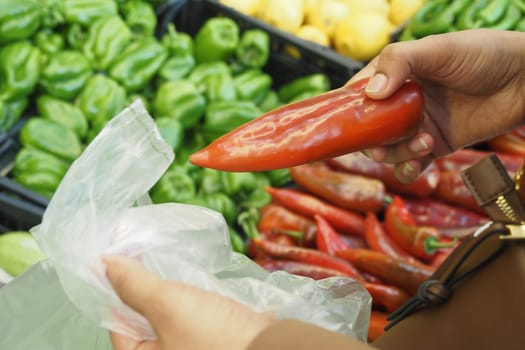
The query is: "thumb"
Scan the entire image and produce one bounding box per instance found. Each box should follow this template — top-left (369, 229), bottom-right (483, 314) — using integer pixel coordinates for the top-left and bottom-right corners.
top-left (104, 255), bottom-right (167, 324)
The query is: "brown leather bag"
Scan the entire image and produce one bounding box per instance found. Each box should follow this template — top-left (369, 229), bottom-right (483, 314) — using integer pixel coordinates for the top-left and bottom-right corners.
top-left (373, 154), bottom-right (525, 350)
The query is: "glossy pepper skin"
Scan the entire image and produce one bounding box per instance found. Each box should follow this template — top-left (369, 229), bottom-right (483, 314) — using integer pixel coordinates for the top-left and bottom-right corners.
top-left (0, 41), bottom-right (41, 100)
top-left (265, 186), bottom-right (366, 237)
top-left (109, 37), bottom-right (168, 92)
top-left (76, 74), bottom-right (127, 137)
top-left (456, 0), bottom-right (489, 30)
top-left (366, 283), bottom-right (410, 314)
top-left (257, 259), bottom-right (354, 279)
top-left (315, 215), bottom-right (350, 256)
top-left (434, 149), bottom-right (523, 175)
top-left (0, 0), bottom-right (41, 43)
top-left (189, 62), bottom-right (230, 91)
top-left (20, 118), bottom-right (82, 162)
top-left (15, 172), bottom-right (60, 198)
top-left (0, 97), bottom-right (28, 132)
top-left (155, 117), bottom-right (184, 151)
top-left (34, 29), bottom-right (65, 56)
top-left (13, 147), bottom-right (71, 179)
top-left (290, 163), bottom-right (386, 213)
top-left (204, 73), bottom-right (237, 102)
top-left (203, 100), bottom-right (261, 138)
top-left (37, 94), bottom-right (88, 139)
top-left (368, 311), bottom-right (389, 342)
top-left (278, 73), bottom-right (330, 103)
top-left (183, 192), bottom-right (237, 224)
top-left (258, 90), bottom-right (282, 112)
top-left (435, 170), bottom-right (482, 212)
top-left (408, 0), bottom-right (454, 38)
top-left (39, 50), bottom-right (92, 101)
top-left (158, 24), bottom-right (195, 82)
top-left (235, 29), bottom-right (270, 69)
top-left (150, 167), bottom-right (196, 204)
top-left (233, 69), bottom-right (272, 105)
top-left (83, 16), bottom-right (132, 71)
top-left (152, 80), bottom-right (206, 128)
top-left (190, 79), bottom-right (423, 172)
top-left (194, 17), bottom-right (240, 63)
top-left (488, 133), bottom-right (525, 156)
top-left (119, 0), bottom-right (156, 38)
top-left (60, 0), bottom-right (118, 26)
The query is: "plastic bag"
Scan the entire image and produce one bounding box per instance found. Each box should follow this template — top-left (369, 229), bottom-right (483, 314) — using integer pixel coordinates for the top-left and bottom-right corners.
top-left (1, 100), bottom-right (371, 348)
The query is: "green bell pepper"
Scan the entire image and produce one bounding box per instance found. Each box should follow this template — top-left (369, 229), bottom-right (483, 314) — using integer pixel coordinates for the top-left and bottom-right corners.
top-left (278, 73), bottom-right (330, 103)
top-left (0, 97), bottom-right (28, 132)
top-left (76, 74), bottom-right (127, 132)
top-left (266, 168), bottom-right (291, 187)
top-left (65, 24), bottom-right (88, 51)
top-left (127, 94), bottom-right (150, 112)
top-left (409, 0), bottom-right (454, 38)
top-left (0, 0), bottom-right (41, 43)
top-left (288, 89), bottom-right (325, 103)
top-left (157, 24), bottom-right (195, 81)
top-left (200, 192), bottom-right (237, 224)
top-left (235, 29), bottom-right (270, 69)
top-left (399, 25), bottom-right (416, 41)
top-left (189, 62), bottom-right (231, 92)
top-left (194, 17), bottom-right (240, 63)
top-left (15, 171), bottom-right (61, 198)
top-left (258, 90), bottom-right (281, 112)
top-left (175, 130), bottom-right (207, 165)
top-left (20, 118), bottom-right (82, 162)
top-left (490, 3), bottom-right (521, 30)
top-left (479, 0), bottom-right (510, 25)
top-left (516, 16), bottom-right (525, 31)
top-left (155, 117), bottom-right (184, 151)
top-left (228, 226), bottom-right (246, 254)
top-left (203, 100), bottom-right (261, 136)
top-left (162, 24), bottom-right (194, 57)
top-left (34, 29), bottom-right (64, 56)
top-left (0, 41), bottom-right (41, 100)
top-left (204, 73), bottom-right (237, 102)
top-left (150, 167), bottom-right (196, 204)
top-left (199, 168), bottom-right (223, 195)
top-left (119, 0), bottom-right (157, 38)
top-left (13, 147), bottom-right (71, 179)
top-left (109, 37), bottom-right (168, 92)
top-left (37, 94), bottom-right (88, 139)
top-left (220, 171), bottom-right (257, 196)
top-left (83, 15), bottom-right (132, 71)
top-left (237, 207), bottom-right (260, 239)
top-left (512, 0), bottom-right (525, 12)
top-left (60, 0), bottom-right (118, 25)
top-left (152, 80), bottom-right (206, 128)
top-left (240, 186), bottom-right (272, 210)
top-left (40, 50), bottom-right (93, 101)
top-left (158, 55), bottom-right (196, 82)
top-left (233, 69), bottom-right (272, 105)
top-left (456, 0), bottom-right (489, 30)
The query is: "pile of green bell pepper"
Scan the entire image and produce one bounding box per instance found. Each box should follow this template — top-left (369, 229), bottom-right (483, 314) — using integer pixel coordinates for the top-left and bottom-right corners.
top-left (402, 0), bottom-right (525, 40)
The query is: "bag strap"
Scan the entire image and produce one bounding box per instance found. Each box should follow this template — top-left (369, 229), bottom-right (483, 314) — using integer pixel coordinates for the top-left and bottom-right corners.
top-left (385, 154), bottom-right (525, 330)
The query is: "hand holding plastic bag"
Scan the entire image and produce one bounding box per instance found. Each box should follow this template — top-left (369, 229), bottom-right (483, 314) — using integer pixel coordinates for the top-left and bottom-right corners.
top-left (2, 100), bottom-right (371, 349)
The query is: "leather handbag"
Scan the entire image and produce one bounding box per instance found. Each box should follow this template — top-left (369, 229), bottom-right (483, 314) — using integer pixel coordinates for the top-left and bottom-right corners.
top-left (373, 154), bottom-right (525, 350)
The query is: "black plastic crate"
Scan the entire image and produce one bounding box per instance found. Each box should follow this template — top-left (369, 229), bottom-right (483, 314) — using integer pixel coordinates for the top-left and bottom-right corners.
top-left (158, 0), bottom-right (364, 89)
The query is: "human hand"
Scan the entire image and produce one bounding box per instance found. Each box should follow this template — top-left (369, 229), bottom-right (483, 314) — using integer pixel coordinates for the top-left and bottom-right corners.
top-left (349, 29), bottom-right (525, 183)
top-left (104, 255), bottom-right (272, 350)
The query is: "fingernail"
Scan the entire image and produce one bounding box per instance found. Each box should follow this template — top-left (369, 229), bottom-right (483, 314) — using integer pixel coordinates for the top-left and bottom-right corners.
top-left (366, 73), bottom-right (387, 93)
top-left (409, 136), bottom-right (429, 153)
top-left (366, 148), bottom-right (386, 162)
top-left (402, 162), bottom-right (415, 178)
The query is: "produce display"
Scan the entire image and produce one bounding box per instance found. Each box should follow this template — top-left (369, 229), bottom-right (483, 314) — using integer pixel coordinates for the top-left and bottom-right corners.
top-left (219, 0), bottom-right (425, 61)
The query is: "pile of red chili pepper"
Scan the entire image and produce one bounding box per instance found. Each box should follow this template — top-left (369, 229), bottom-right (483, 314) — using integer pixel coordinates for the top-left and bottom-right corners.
top-left (243, 150), bottom-right (524, 342)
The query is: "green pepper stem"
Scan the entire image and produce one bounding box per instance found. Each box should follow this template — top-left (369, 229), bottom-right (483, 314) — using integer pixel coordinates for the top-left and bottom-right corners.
top-left (384, 195), bottom-right (393, 205)
top-left (424, 236), bottom-right (459, 255)
top-left (237, 208), bottom-right (260, 239)
top-left (274, 229), bottom-right (304, 239)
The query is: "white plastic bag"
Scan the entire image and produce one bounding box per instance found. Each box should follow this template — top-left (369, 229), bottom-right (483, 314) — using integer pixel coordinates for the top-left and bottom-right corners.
top-left (2, 100), bottom-right (371, 348)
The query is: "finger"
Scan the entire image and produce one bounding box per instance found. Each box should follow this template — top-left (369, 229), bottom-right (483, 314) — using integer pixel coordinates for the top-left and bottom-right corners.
top-left (394, 155), bottom-right (434, 184)
top-left (346, 56), bottom-right (379, 85)
top-left (110, 332), bottom-right (160, 350)
top-left (367, 132), bottom-right (434, 164)
top-left (104, 255), bottom-right (168, 324)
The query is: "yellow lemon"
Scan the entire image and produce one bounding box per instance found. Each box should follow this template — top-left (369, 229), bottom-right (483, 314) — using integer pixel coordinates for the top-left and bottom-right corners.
top-left (389, 0), bottom-right (424, 26)
top-left (344, 0), bottom-right (390, 17)
top-left (334, 12), bottom-right (392, 61)
top-left (258, 0), bottom-right (304, 34)
top-left (219, 0), bottom-right (261, 16)
top-left (296, 25), bottom-right (330, 46)
top-left (306, 0), bottom-right (350, 40)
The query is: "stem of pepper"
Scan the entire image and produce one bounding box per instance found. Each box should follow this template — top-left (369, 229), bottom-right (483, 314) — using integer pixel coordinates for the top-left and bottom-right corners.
top-left (273, 229), bottom-right (304, 239)
top-left (424, 236), bottom-right (459, 255)
top-left (237, 208), bottom-right (261, 239)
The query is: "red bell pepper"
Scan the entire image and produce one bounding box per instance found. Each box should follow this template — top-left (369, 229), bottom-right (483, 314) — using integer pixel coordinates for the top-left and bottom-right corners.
top-left (190, 79), bottom-right (424, 172)
top-left (328, 152), bottom-right (440, 197)
top-left (290, 163), bottom-right (386, 213)
top-left (488, 133), bottom-right (525, 157)
top-left (435, 149), bottom-right (523, 175)
top-left (365, 283), bottom-right (409, 313)
top-left (336, 248), bottom-right (435, 295)
top-left (315, 215), bottom-right (351, 255)
top-left (403, 198), bottom-right (488, 228)
top-left (265, 186), bottom-right (366, 237)
top-left (385, 196), bottom-right (455, 260)
top-left (368, 311), bottom-right (389, 342)
top-left (435, 170), bottom-right (483, 213)
top-left (252, 237), bottom-right (365, 282)
top-left (365, 212), bottom-right (414, 262)
top-left (258, 204), bottom-right (317, 247)
top-left (256, 259), bottom-right (353, 279)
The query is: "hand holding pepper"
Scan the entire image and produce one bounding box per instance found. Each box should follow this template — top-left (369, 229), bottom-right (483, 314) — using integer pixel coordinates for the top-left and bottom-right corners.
top-left (351, 29), bottom-right (525, 183)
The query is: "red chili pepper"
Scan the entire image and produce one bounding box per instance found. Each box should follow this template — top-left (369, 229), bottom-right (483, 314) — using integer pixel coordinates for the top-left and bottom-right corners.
top-left (435, 149), bottom-right (523, 175)
top-left (328, 152), bottom-right (440, 197)
top-left (314, 215), bottom-right (351, 255)
top-left (488, 133), bottom-right (525, 157)
top-left (403, 198), bottom-right (488, 228)
top-left (190, 79), bottom-right (424, 172)
top-left (265, 186), bottom-right (366, 237)
top-left (246, 230), bottom-right (297, 260)
top-left (340, 234), bottom-right (368, 250)
top-left (435, 171), bottom-right (483, 213)
top-left (336, 248), bottom-right (435, 295)
top-left (368, 310), bottom-right (389, 342)
top-left (365, 212), bottom-right (414, 261)
top-left (365, 283), bottom-right (410, 313)
top-left (290, 164), bottom-right (386, 213)
top-left (252, 237), bottom-right (365, 282)
top-left (385, 196), bottom-right (455, 260)
top-left (256, 259), bottom-right (353, 280)
top-left (258, 204), bottom-right (317, 247)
